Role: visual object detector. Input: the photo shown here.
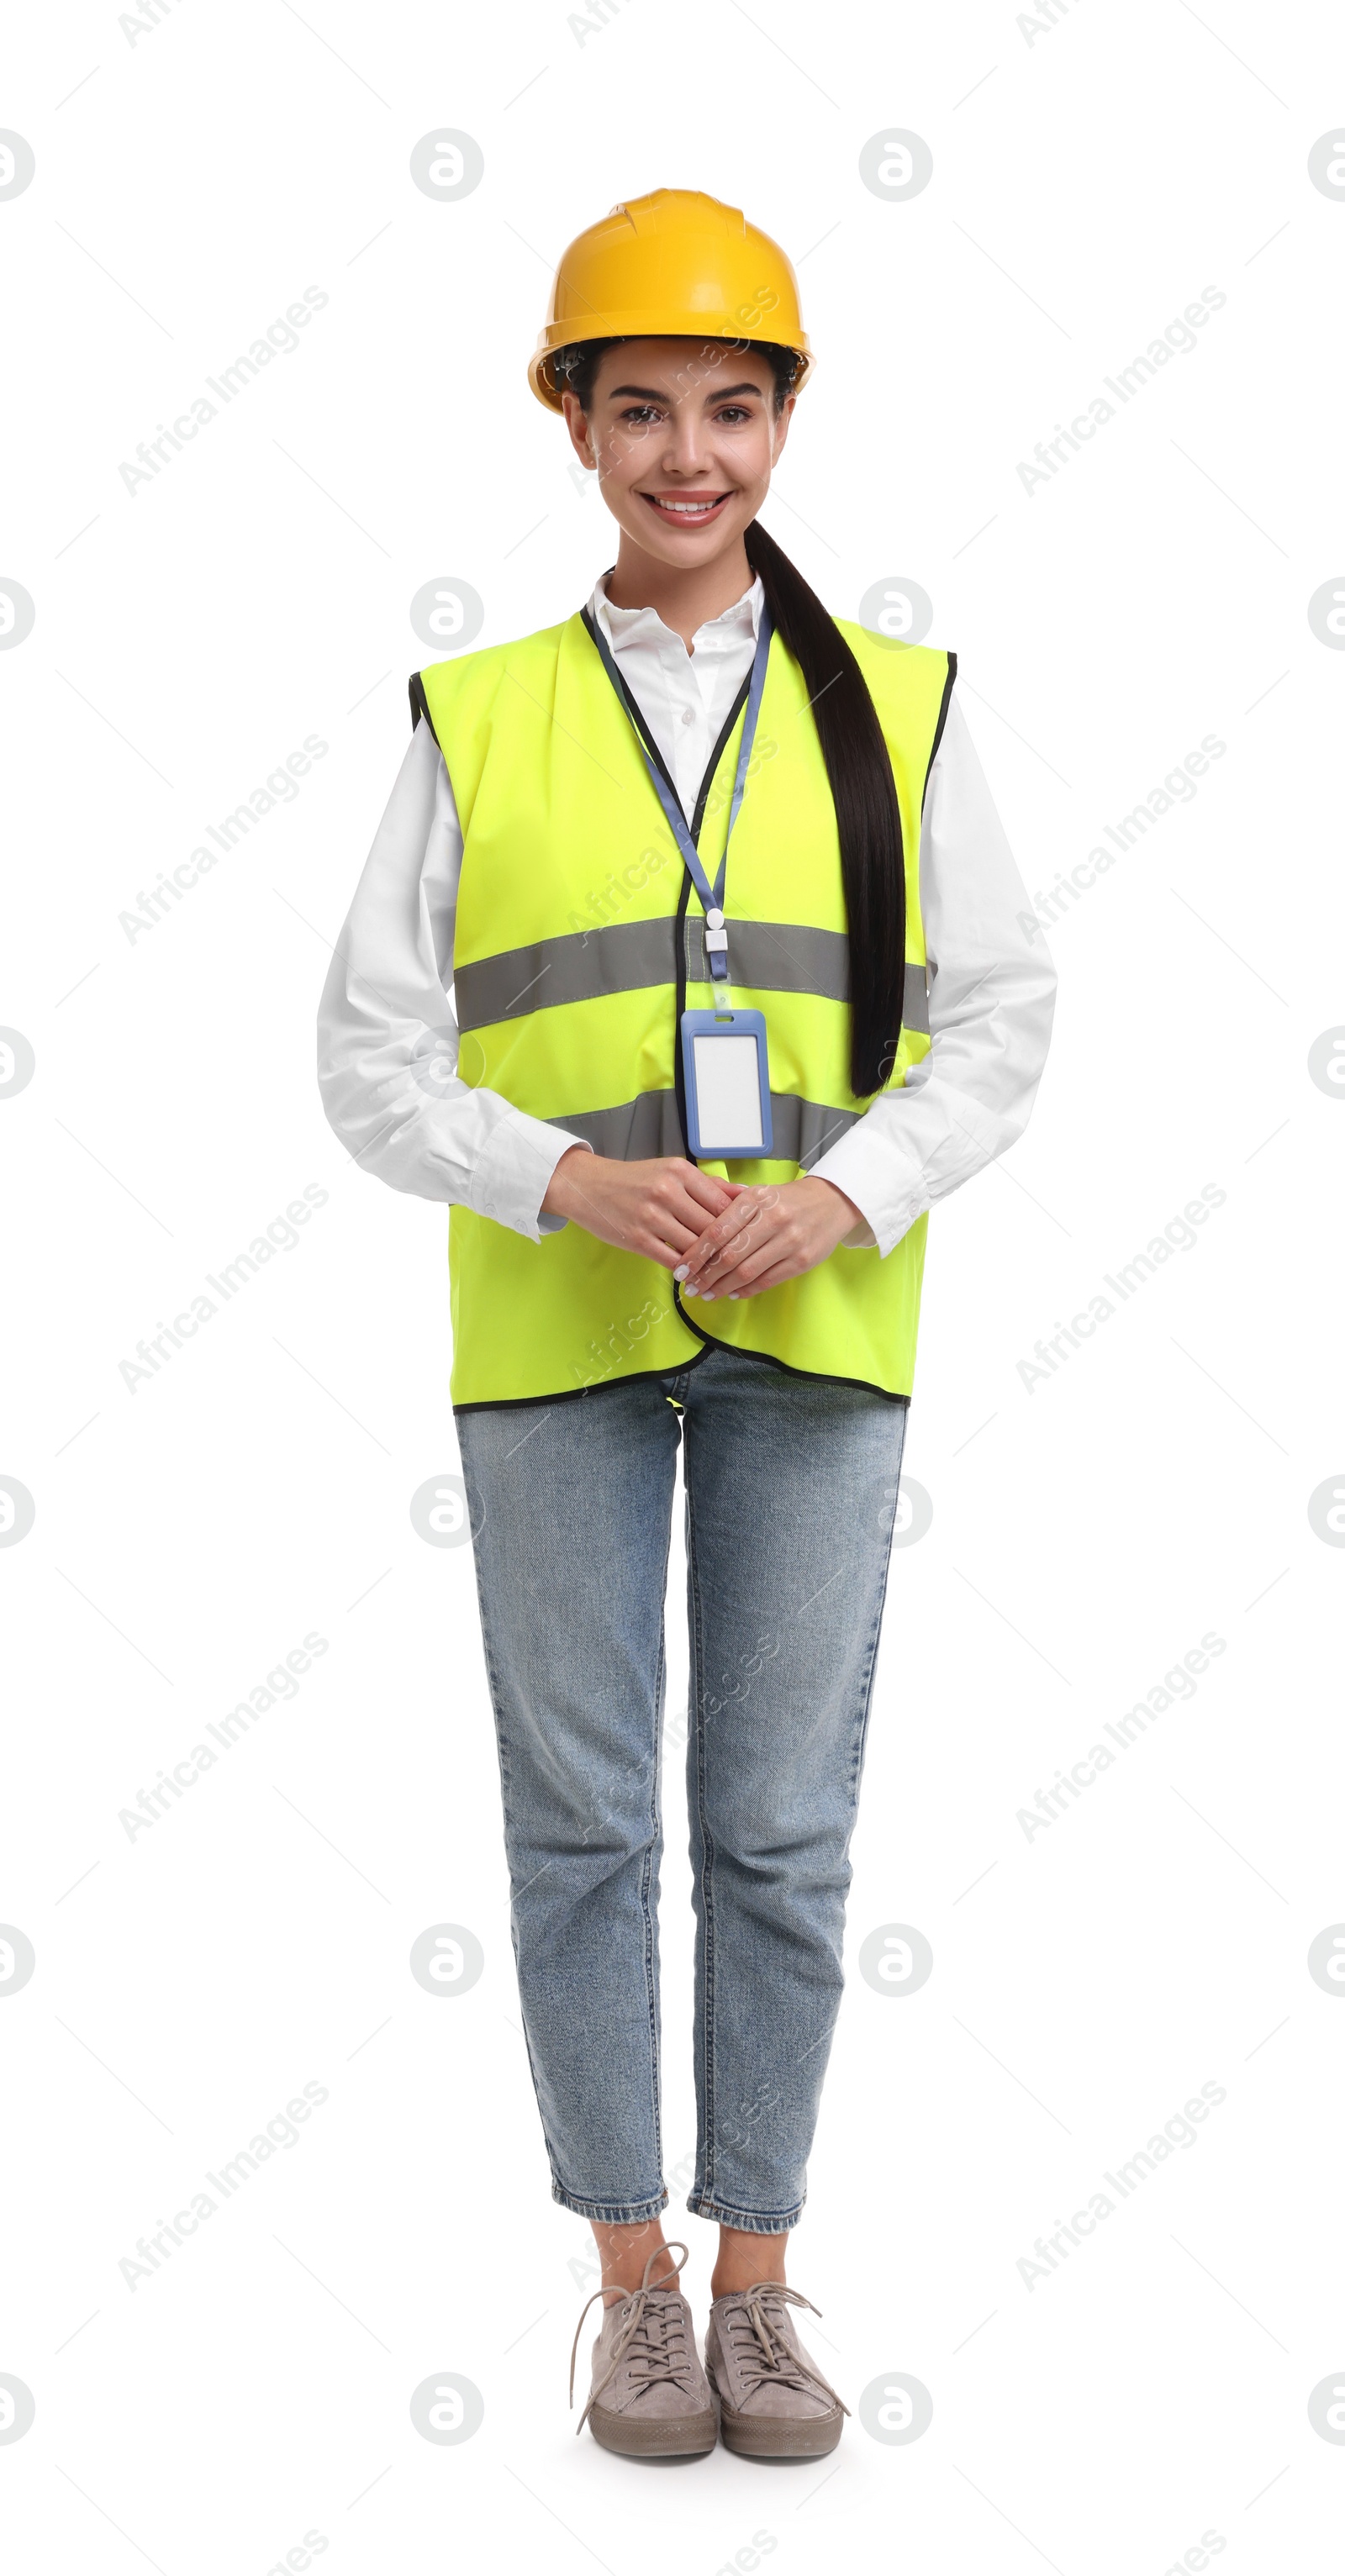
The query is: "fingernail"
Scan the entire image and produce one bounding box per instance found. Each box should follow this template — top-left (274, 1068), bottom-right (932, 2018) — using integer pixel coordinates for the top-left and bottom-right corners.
top-left (673, 1264), bottom-right (688, 1280)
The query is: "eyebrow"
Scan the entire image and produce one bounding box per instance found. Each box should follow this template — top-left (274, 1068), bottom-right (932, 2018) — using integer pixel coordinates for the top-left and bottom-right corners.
top-left (606, 382), bottom-right (767, 403)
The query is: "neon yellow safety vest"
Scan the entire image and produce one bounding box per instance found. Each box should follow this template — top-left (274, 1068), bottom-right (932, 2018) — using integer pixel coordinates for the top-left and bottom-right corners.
top-left (416, 612), bottom-right (956, 1410)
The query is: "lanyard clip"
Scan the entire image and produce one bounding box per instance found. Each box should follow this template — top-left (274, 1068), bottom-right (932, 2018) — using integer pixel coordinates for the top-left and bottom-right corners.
top-left (704, 905), bottom-right (728, 978)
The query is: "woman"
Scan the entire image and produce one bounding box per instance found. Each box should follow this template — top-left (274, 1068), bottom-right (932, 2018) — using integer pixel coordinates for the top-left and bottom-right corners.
top-left (317, 188), bottom-right (1056, 2463)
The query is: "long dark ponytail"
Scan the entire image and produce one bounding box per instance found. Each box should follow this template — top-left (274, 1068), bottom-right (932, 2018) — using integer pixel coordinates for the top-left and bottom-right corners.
top-left (556, 336), bottom-right (906, 1098)
top-left (742, 517), bottom-right (905, 1097)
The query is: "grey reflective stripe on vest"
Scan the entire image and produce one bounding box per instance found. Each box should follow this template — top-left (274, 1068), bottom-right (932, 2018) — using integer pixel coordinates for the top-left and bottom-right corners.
top-left (684, 919), bottom-right (930, 1035)
top-left (456, 916), bottom-right (930, 1036)
top-left (456, 916), bottom-right (676, 1033)
top-left (549, 1090), bottom-right (862, 1167)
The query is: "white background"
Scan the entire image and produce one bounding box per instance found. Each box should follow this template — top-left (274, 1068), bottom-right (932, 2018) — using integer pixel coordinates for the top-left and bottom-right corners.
top-left (3, 3), bottom-right (1344, 2571)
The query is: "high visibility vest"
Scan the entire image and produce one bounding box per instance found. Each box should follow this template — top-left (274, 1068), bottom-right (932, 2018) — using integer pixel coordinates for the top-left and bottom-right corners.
top-left (417, 611), bottom-right (956, 1410)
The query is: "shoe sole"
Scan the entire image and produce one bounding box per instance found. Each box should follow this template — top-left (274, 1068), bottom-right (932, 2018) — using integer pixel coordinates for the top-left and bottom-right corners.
top-left (706, 2365), bottom-right (843, 2459)
top-left (588, 2402), bottom-right (719, 2459)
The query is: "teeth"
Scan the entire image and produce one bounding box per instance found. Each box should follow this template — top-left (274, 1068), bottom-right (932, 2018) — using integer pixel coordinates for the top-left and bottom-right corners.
top-left (653, 497), bottom-right (721, 514)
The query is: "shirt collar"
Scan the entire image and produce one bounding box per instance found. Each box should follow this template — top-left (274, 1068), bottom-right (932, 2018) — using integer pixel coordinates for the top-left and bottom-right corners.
top-left (588, 568), bottom-right (763, 656)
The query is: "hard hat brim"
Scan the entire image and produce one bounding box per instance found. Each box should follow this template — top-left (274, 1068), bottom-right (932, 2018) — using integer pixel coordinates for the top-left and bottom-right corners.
top-left (530, 324), bottom-right (813, 412)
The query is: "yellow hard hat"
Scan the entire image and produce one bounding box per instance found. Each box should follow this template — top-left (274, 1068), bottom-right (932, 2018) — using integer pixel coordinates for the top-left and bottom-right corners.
top-left (529, 187), bottom-right (812, 411)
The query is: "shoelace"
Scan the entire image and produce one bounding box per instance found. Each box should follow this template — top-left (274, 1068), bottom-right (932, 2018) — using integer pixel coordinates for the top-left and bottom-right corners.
top-left (716, 2282), bottom-right (851, 2415)
top-left (569, 2241), bottom-right (699, 2437)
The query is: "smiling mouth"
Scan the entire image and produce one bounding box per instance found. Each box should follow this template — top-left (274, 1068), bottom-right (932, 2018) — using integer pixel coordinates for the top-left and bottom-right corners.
top-left (640, 491), bottom-right (733, 524)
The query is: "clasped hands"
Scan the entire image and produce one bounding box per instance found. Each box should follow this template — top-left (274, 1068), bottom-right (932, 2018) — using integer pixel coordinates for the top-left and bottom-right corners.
top-left (541, 1147), bottom-right (864, 1300)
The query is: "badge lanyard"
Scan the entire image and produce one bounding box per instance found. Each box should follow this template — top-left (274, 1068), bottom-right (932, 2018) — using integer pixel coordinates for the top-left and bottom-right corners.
top-left (584, 602), bottom-right (776, 1161)
top-left (583, 602), bottom-right (774, 986)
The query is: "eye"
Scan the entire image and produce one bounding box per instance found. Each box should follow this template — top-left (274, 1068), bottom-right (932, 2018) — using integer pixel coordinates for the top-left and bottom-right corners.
top-left (715, 405), bottom-right (753, 424)
top-left (619, 405), bottom-right (662, 426)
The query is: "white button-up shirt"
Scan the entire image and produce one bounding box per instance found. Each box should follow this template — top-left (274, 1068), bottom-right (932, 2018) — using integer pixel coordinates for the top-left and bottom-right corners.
top-left (602, 568), bottom-right (767, 814)
top-left (316, 572), bottom-right (1057, 1256)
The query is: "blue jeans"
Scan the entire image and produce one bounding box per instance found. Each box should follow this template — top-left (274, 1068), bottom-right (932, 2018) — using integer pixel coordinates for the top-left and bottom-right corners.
top-left (456, 1344), bottom-right (907, 2236)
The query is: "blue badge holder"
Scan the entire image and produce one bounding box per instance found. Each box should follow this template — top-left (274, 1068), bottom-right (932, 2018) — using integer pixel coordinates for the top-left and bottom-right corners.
top-left (680, 1007), bottom-right (773, 1161)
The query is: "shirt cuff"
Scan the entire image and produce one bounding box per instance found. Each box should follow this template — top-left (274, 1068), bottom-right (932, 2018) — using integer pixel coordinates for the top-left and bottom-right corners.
top-left (468, 1109), bottom-right (593, 1242)
top-left (810, 1129), bottom-right (925, 1260)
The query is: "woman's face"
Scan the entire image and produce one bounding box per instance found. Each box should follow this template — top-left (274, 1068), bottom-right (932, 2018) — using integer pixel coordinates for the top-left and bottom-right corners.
top-left (562, 340), bottom-right (794, 566)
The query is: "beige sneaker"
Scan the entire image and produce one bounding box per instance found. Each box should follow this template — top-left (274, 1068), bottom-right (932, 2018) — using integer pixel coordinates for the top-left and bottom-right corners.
top-left (704, 2281), bottom-right (849, 2458)
top-left (569, 2241), bottom-right (718, 2458)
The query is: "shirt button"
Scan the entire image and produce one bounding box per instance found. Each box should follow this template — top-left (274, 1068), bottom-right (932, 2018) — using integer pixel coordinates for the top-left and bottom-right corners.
top-left (681, 707), bottom-right (694, 724)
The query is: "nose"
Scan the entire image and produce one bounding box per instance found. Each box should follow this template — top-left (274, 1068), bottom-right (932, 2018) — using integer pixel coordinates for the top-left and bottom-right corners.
top-left (658, 398), bottom-right (713, 480)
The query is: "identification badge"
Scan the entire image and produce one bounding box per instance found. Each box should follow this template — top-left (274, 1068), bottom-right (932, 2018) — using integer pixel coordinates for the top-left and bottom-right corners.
top-left (680, 1008), bottom-right (773, 1160)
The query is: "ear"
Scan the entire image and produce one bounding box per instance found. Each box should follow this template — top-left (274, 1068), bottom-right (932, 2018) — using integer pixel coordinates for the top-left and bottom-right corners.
top-left (560, 390), bottom-right (597, 470)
